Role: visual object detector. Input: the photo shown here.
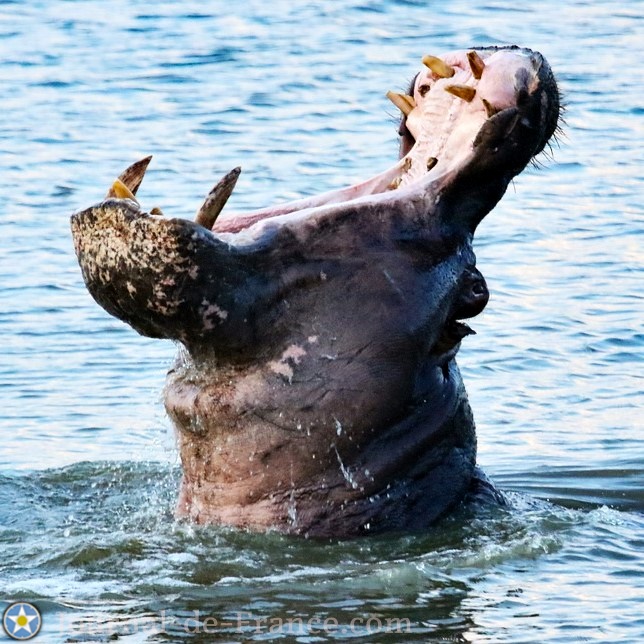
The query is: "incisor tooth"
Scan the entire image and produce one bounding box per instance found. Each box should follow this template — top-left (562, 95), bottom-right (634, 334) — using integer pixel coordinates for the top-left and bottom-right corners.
top-left (195, 167), bottom-right (241, 230)
top-left (422, 55), bottom-right (455, 78)
top-left (467, 51), bottom-right (485, 80)
top-left (109, 178), bottom-right (138, 202)
top-left (402, 94), bottom-right (416, 111)
top-left (388, 176), bottom-right (402, 190)
top-left (105, 156), bottom-right (152, 200)
top-left (386, 91), bottom-right (416, 116)
top-left (445, 84), bottom-right (476, 102)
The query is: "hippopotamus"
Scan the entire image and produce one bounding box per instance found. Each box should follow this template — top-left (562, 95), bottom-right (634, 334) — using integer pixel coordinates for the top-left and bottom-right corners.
top-left (71, 46), bottom-right (560, 538)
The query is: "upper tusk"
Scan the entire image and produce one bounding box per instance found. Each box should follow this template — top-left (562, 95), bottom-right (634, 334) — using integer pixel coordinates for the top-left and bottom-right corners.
top-left (467, 51), bottom-right (485, 80)
top-left (386, 91), bottom-right (416, 116)
top-left (422, 55), bottom-right (455, 78)
top-left (196, 167), bottom-right (241, 230)
top-left (445, 84), bottom-right (476, 102)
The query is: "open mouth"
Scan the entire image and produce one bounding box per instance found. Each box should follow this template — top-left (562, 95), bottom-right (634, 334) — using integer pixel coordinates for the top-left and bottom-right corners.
top-left (106, 46), bottom-right (558, 245)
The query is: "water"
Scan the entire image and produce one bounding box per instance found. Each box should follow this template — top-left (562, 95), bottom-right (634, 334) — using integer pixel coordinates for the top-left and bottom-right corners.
top-left (0, 1), bottom-right (641, 641)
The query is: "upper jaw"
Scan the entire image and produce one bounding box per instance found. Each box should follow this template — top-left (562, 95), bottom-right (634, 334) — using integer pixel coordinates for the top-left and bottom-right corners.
top-left (208, 46), bottom-right (559, 242)
top-left (73, 46), bottom-right (559, 248)
top-left (401, 47), bottom-right (556, 176)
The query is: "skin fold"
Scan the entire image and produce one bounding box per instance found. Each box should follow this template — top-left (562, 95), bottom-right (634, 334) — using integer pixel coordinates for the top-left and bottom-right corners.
top-left (71, 46), bottom-right (560, 538)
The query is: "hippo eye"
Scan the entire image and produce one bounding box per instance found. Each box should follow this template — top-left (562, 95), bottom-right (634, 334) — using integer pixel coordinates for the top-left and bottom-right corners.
top-left (418, 84), bottom-right (431, 97)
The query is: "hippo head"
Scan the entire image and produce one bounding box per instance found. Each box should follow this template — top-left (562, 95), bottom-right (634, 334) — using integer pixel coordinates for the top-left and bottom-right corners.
top-left (71, 46), bottom-right (559, 538)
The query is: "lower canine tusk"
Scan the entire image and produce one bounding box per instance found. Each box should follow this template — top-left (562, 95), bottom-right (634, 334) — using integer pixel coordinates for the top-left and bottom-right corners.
top-left (195, 167), bottom-right (241, 230)
top-left (109, 155), bottom-right (152, 198)
top-left (482, 98), bottom-right (500, 118)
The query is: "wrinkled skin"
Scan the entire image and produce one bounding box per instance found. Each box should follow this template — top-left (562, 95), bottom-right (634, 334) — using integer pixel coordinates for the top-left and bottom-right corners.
top-left (71, 46), bottom-right (560, 538)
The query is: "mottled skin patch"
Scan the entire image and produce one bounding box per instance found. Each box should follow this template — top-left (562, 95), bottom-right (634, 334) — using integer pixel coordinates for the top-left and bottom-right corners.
top-left (71, 46), bottom-right (560, 538)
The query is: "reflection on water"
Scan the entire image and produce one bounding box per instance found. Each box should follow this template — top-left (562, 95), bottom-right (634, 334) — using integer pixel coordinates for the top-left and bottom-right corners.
top-left (0, 0), bottom-right (642, 642)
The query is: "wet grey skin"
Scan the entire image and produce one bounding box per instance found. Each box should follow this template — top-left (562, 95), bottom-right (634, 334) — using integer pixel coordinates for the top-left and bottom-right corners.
top-left (71, 46), bottom-right (560, 538)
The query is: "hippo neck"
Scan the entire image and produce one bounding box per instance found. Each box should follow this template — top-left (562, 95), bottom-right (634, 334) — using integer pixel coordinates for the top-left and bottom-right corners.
top-left (165, 354), bottom-right (476, 538)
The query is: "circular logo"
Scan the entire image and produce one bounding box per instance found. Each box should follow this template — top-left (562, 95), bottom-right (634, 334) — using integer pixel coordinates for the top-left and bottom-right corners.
top-left (2, 602), bottom-right (42, 640)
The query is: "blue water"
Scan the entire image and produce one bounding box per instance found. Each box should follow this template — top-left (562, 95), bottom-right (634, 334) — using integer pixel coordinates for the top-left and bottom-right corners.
top-left (1, 1), bottom-right (642, 642)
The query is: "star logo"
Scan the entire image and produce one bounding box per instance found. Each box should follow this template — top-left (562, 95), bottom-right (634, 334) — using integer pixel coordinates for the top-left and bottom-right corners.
top-left (2, 602), bottom-right (42, 640)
